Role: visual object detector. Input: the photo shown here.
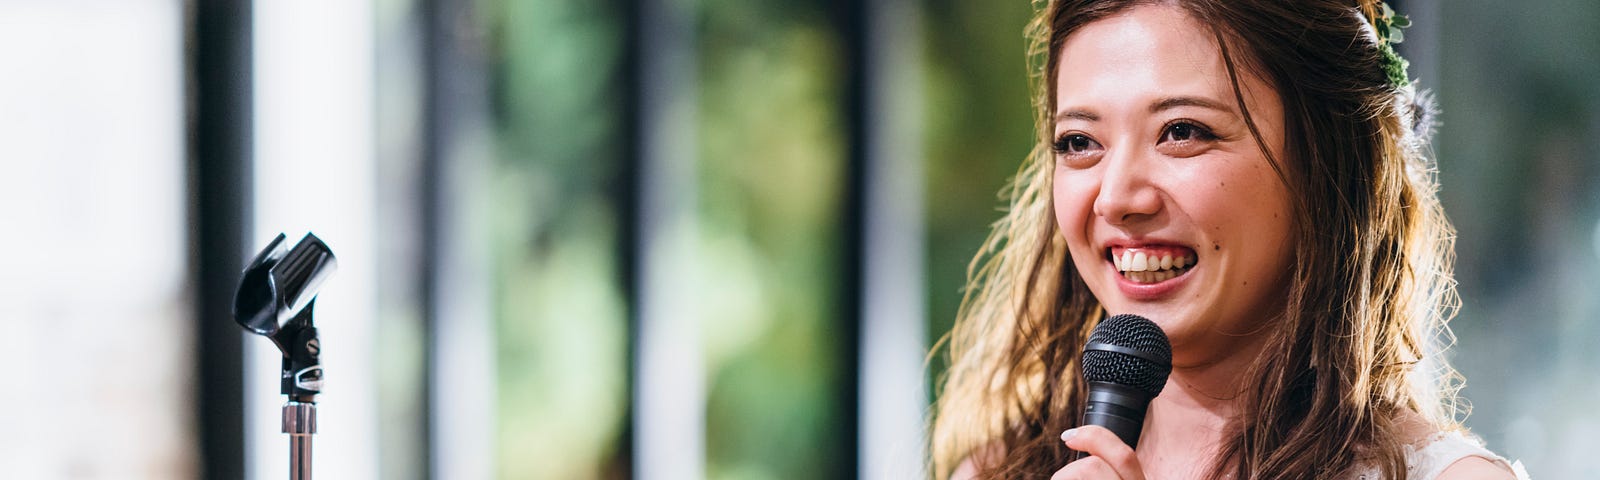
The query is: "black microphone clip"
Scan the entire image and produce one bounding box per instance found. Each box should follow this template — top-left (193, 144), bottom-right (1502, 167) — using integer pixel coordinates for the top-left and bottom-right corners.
top-left (233, 232), bottom-right (338, 401)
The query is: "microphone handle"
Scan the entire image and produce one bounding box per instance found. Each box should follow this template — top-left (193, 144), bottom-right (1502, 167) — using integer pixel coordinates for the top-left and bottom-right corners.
top-left (1082, 381), bottom-right (1155, 447)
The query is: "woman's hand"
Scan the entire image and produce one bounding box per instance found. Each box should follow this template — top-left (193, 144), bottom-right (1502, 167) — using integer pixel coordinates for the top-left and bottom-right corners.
top-left (1050, 426), bottom-right (1147, 480)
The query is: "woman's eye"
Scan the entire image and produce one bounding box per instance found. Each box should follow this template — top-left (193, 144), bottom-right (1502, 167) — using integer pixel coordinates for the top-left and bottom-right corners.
top-left (1053, 134), bottom-right (1100, 155)
top-left (1159, 121), bottom-right (1217, 144)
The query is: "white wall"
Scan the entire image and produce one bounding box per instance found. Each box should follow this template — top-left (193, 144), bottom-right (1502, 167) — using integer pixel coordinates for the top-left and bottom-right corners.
top-left (0, 0), bottom-right (189, 477)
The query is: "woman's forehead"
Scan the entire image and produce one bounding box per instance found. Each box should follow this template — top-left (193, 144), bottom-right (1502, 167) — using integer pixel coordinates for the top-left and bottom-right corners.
top-left (1052, 5), bottom-right (1272, 120)
top-left (1056, 7), bottom-right (1223, 106)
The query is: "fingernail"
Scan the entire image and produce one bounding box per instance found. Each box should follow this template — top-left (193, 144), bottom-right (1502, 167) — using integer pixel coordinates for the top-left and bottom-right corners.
top-left (1060, 428), bottom-right (1078, 442)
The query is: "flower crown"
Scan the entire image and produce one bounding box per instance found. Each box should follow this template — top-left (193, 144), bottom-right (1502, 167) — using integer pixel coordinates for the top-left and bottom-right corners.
top-left (1363, 1), bottom-right (1413, 88)
top-left (1361, 2), bottom-right (1439, 159)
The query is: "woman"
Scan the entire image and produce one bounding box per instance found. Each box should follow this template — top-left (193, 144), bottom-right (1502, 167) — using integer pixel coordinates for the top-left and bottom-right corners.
top-left (931, 1), bottom-right (1525, 478)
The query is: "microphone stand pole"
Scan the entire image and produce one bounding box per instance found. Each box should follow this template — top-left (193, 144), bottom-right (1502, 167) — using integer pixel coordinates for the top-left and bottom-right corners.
top-left (285, 399), bottom-right (316, 480)
top-left (277, 303), bottom-right (324, 480)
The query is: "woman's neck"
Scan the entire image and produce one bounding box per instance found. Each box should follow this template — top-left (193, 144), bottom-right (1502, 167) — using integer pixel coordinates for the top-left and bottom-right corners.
top-left (1135, 330), bottom-right (1273, 479)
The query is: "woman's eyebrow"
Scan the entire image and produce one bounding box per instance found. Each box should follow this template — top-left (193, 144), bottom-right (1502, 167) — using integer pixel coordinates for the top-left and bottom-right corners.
top-left (1149, 96), bottom-right (1234, 115)
top-left (1054, 109), bottom-right (1100, 123)
top-left (1054, 96), bottom-right (1234, 124)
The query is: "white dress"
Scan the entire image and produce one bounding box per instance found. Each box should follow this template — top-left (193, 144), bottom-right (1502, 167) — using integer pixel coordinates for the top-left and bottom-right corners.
top-left (1351, 430), bottom-right (1530, 479)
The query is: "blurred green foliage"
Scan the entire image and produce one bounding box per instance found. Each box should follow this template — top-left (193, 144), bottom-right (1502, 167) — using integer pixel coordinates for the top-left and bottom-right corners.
top-left (487, 0), bottom-right (629, 478)
top-left (477, 0), bottom-right (1043, 477)
top-left (696, 1), bottom-right (849, 478)
top-left (919, 0), bottom-right (1038, 389)
top-left (483, 0), bottom-right (859, 477)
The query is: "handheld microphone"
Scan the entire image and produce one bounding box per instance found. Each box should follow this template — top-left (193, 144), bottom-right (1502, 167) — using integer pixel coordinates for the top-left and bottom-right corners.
top-left (1081, 314), bottom-right (1172, 448)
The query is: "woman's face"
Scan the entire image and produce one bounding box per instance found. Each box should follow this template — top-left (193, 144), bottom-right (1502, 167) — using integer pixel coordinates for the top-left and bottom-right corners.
top-left (1052, 5), bottom-right (1295, 367)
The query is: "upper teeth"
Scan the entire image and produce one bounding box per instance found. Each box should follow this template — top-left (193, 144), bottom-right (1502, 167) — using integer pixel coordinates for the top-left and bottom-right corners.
top-left (1114, 250), bottom-right (1193, 272)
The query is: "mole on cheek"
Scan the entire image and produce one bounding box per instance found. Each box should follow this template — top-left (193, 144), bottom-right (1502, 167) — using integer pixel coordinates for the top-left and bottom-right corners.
top-left (1213, 243), bottom-right (1220, 251)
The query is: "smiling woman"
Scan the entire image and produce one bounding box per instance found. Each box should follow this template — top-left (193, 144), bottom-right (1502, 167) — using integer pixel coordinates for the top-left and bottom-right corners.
top-left (931, 1), bottom-right (1524, 479)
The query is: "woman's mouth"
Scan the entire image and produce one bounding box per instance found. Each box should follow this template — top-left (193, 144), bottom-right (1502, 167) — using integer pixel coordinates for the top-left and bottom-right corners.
top-left (1108, 245), bottom-right (1197, 284)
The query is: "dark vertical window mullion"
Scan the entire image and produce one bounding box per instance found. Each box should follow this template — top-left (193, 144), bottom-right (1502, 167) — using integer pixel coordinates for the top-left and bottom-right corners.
top-left (422, 0), bottom-right (494, 477)
top-left (618, 0), bottom-right (644, 476)
top-left (188, 0), bottom-right (253, 478)
top-left (419, 0), bottom-right (451, 477)
top-left (833, 0), bottom-right (868, 477)
top-left (418, 15), bottom-right (440, 480)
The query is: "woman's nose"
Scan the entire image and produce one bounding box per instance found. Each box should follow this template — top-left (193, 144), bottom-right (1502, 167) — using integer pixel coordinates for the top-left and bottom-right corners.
top-left (1092, 148), bottom-right (1162, 225)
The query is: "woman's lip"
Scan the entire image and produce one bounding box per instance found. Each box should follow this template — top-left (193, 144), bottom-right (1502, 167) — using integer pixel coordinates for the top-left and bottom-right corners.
top-left (1103, 238), bottom-right (1193, 249)
top-left (1099, 238), bottom-right (1198, 300)
top-left (1103, 242), bottom-right (1198, 257)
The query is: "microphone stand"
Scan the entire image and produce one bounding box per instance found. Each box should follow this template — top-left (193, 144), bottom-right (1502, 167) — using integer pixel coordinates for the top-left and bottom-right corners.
top-left (234, 232), bottom-right (337, 480)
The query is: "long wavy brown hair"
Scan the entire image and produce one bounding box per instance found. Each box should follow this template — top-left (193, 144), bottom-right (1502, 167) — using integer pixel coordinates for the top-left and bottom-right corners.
top-left (930, 0), bottom-right (1464, 478)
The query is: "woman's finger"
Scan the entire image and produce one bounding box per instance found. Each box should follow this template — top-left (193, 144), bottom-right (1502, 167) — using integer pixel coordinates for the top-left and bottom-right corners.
top-left (1061, 426), bottom-right (1145, 479)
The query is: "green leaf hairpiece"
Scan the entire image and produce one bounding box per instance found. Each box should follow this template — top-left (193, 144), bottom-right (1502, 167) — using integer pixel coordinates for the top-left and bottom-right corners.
top-left (1369, 2), bottom-right (1413, 87)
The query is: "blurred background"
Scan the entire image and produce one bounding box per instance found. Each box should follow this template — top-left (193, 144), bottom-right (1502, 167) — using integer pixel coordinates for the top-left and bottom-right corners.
top-left (0, 0), bottom-right (1594, 478)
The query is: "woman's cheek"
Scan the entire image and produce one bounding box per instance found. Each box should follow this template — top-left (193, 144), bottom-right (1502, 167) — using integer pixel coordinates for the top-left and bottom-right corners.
top-left (1054, 170), bottom-right (1095, 223)
top-left (1055, 170), bottom-right (1106, 286)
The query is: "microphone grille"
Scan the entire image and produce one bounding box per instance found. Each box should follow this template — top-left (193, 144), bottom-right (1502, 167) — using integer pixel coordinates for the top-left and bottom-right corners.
top-left (1082, 314), bottom-right (1172, 395)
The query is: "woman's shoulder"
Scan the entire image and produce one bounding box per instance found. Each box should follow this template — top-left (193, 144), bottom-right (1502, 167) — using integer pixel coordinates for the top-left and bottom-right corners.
top-left (1391, 430), bottom-right (1527, 480)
